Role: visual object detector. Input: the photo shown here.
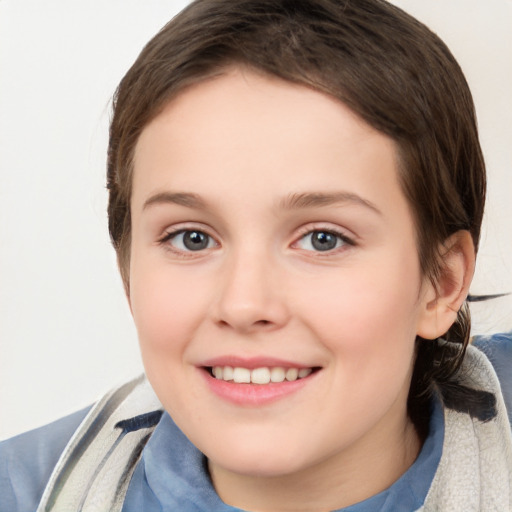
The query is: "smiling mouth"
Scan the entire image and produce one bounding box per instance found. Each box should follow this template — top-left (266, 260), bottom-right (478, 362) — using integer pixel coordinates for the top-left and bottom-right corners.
top-left (207, 366), bottom-right (320, 384)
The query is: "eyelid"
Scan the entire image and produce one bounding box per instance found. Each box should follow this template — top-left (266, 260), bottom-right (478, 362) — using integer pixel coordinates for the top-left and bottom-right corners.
top-left (295, 222), bottom-right (355, 241)
top-left (159, 223), bottom-right (209, 239)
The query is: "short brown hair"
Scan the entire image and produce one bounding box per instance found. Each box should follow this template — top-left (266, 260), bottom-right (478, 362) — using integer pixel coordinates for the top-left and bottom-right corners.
top-left (107, 0), bottom-right (486, 432)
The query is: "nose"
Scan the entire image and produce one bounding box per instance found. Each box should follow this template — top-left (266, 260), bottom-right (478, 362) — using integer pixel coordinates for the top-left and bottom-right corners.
top-left (213, 248), bottom-right (290, 333)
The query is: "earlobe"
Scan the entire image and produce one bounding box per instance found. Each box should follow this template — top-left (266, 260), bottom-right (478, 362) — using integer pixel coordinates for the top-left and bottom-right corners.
top-left (416, 230), bottom-right (475, 340)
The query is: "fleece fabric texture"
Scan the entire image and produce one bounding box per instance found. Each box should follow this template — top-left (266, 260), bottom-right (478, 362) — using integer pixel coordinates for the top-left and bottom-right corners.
top-left (420, 343), bottom-right (512, 511)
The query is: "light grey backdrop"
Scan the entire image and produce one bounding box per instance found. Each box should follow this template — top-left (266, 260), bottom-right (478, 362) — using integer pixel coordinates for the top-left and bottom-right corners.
top-left (1, 0), bottom-right (511, 439)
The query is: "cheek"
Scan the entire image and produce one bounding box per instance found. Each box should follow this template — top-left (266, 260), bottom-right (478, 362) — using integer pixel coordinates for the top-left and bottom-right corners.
top-left (129, 263), bottom-right (208, 355)
top-left (301, 264), bottom-right (420, 333)
top-left (299, 271), bottom-right (420, 432)
top-left (295, 255), bottom-right (422, 374)
top-left (129, 265), bottom-right (211, 416)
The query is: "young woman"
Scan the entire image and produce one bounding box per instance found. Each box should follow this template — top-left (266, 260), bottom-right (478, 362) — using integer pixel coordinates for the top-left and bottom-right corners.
top-left (1, 1), bottom-right (511, 510)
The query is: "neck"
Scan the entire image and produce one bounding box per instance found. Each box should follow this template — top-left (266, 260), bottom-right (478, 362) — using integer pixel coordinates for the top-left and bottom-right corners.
top-left (209, 415), bottom-right (421, 512)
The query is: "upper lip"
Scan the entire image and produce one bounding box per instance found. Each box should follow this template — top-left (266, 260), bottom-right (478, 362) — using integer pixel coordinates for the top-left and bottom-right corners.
top-left (198, 356), bottom-right (318, 370)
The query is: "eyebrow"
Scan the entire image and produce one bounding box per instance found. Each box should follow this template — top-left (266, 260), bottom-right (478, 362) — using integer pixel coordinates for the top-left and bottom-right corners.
top-left (142, 190), bottom-right (382, 215)
top-left (279, 192), bottom-right (382, 215)
top-left (142, 192), bottom-right (207, 211)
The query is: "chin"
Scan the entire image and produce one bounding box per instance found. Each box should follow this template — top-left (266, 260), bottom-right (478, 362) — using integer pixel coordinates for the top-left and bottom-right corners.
top-left (205, 440), bottom-right (313, 478)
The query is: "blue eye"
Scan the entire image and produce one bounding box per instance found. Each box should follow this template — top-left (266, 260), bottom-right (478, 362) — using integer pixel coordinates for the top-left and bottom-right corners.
top-left (166, 230), bottom-right (215, 252)
top-left (297, 230), bottom-right (348, 252)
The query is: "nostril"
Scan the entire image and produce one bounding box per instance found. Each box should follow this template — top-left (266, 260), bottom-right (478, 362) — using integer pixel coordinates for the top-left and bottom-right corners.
top-left (215, 317), bottom-right (274, 331)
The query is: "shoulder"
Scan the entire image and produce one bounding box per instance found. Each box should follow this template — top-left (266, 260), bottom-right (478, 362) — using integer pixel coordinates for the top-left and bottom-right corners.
top-left (0, 407), bottom-right (90, 512)
top-left (472, 331), bottom-right (512, 425)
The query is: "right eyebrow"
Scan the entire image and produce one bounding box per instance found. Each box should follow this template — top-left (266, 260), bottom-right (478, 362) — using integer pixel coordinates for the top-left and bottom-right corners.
top-left (279, 191), bottom-right (382, 216)
top-left (142, 192), bottom-right (208, 211)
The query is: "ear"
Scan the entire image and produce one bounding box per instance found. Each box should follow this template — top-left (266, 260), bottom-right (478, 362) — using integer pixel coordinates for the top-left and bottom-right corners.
top-left (416, 230), bottom-right (475, 340)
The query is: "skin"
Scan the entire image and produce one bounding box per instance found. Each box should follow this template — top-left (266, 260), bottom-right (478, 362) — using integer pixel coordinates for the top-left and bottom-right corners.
top-left (128, 68), bottom-right (469, 511)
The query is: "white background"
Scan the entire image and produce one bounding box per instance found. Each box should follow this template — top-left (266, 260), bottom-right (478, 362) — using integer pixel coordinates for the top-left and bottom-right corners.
top-left (1, 0), bottom-right (511, 440)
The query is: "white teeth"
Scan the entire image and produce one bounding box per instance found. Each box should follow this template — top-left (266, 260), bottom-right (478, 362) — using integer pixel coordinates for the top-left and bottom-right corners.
top-left (223, 366), bottom-right (234, 381)
top-left (251, 367), bottom-right (271, 384)
top-left (270, 367), bottom-right (285, 383)
top-left (211, 365), bottom-right (313, 384)
top-left (233, 367), bottom-right (251, 383)
top-left (285, 368), bottom-right (299, 381)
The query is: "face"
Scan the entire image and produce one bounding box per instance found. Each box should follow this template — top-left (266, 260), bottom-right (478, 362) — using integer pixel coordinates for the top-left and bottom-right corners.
top-left (129, 68), bottom-right (433, 488)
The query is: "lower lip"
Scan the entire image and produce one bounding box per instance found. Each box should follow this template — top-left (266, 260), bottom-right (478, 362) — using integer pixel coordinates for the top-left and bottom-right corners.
top-left (201, 370), bottom-right (316, 406)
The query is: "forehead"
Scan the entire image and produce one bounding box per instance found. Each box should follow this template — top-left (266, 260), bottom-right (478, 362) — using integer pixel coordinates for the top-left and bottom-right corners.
top-left (131, 68), bottom-right (406, 221)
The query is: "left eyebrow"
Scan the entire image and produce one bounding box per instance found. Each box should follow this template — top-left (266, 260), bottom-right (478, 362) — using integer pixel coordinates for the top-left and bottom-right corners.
top-left (279, 192), bottom-right (382, 215)
top-left (142, 192), bottom-right (208, 211)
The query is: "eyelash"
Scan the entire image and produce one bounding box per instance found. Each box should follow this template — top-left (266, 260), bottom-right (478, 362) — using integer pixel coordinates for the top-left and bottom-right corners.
top-left (157, 225), bottom-right (355, 256)
top-left (293, 226), bottom-right (355, 254)
top-left (158, 227), bottom-right (218, 257)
